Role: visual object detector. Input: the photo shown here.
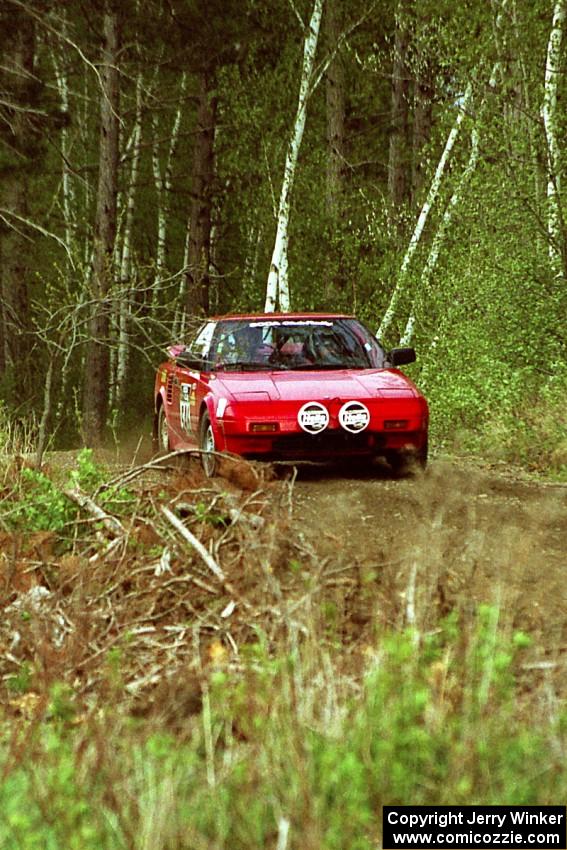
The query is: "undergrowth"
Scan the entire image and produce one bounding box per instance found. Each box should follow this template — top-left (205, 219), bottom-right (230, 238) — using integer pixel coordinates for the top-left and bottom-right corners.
top-left (418, 338), bottom-right (567, 478)
top-left (0, 448), bottom-right (564, 850)
top-left (1, 448), bottom-right (135, 534)
top-left (0, 617), bottom-right (564, 850)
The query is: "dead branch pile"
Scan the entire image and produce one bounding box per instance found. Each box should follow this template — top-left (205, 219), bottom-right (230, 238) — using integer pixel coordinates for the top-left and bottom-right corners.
top-left (0, 455), bottom-right (326, 723)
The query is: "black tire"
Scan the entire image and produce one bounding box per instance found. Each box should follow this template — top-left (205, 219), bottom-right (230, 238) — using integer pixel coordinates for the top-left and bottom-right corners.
top-left (416, 437), bottom-right (428, 470)
top-left (199, 412), bottom-right (218, 477)
top-left (386, 439), bottom-right (428, 477)
top-left (386, 450), bottom-right (408, 477)
top-left (154, 404), bottom-right (170, 455)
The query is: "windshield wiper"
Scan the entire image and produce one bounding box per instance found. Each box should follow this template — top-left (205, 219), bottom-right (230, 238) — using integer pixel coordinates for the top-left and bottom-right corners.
top-left (215, 361), bottom-right (268, 372)
top-left (291, 362), bottom-right (367, 371)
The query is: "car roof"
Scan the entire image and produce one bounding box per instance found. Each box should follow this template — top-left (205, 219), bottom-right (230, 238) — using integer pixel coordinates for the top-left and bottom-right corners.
top-left (209, 312), bottom-right (354, 321)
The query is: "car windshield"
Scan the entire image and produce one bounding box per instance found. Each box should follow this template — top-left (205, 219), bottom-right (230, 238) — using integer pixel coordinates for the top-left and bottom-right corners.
top-left (208, 318), bottom-right (386, 371)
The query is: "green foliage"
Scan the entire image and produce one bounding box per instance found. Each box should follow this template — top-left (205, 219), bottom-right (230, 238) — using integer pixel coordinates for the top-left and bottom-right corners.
top-left (0, 616), bottom-right (564, 850)
top-left (2, 449), bottom-right (135, 534)
top-left (10, 468), bottom-right (76, 533)
top-left (0, 0), bottom-right (564, 478)
top-left (6, 663), bottom-right (33, 696)
top-left (67, 448), bottom-right (102, 491)
top-left (192, 500), bottom-right (230, 526)
top-left (69, 449), bottom-right (135, 512)
top-left (0, 729), bottom-right (119, 850)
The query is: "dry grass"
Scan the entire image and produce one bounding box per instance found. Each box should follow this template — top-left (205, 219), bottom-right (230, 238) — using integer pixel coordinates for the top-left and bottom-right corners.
top-left (0, 451), bottom-right (565, 849)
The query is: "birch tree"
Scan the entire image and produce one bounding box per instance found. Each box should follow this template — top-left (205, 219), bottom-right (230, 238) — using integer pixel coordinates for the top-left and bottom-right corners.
top-left (52, 38), bottom-right (76, 263)
top-left (377, 82), bottom-right (472, 340)
top-left (542, 0), bottom-right (566, 278)
top-left (397, 3), bottom-right (509, 346)
top-left (265, 0), bottom-right (324, 313)
top-left (113, 74), bottom-right (143, 411)
top-left (400, 126), bottom-right (480, 345)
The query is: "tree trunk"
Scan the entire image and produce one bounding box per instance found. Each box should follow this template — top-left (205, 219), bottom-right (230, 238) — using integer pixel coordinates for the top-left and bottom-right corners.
top-left (83, 4), bottom-right (120, 446)
top-left (0, 8), bottom-right (36, 397)
top-left (265, 0), bottom-right (325, 312)
top-left (542, 0), bottom-right (566, 278)
top-left (115, 74), bottom-right (143, 411)
top-left (388, 0), bottom-right (411, 211)
top-left (401, 126), bottom-right (480, 345)
top-left (152, 73), bottom-right (186, 298)
top-left (377, 82), bottom-right (472, 341)
top-left (325, 0), bottom-right (345, 219)
top-left (399, 39), bottom-right (506, 345)
top-left (51, 17), bottom-right (76, 261)
top-left (185, 68), bottom-right (217, 317)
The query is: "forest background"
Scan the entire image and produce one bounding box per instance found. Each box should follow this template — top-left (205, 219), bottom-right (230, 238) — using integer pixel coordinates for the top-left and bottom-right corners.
top-left (1, 3), bottom-right (566, 847)
top-left (0, 0), bottom-right (566, 471)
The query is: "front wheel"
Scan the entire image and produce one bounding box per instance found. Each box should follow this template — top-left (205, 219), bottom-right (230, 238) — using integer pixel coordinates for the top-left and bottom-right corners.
top-left (154, 404), bottom-right (170, 455)
top-left (386, 439), bottom-right (428, 476)
top-left (199, 412), bottom-right (218, 477)
top-left (416, 437), bottom-right (428, 470)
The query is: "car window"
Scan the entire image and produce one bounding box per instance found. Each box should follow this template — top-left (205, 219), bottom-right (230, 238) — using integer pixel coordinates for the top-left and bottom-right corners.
top-left (208, 318), bottom-right (387, 371)
top-left (211, 321), bottom-right (268, 366)
top-left (190, 322), bottom-right (216, 359)
top-left (353, 320), bottom-right (387, 368)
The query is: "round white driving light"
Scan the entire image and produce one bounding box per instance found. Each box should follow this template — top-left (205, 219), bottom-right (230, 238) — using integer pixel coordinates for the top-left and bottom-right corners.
top-left (297, 401), bottom-right (329, 434)
top-left (339, 401), bottom-right (370, 433)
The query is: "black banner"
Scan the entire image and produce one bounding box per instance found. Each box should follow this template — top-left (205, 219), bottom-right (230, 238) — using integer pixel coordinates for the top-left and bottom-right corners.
top-left (383, 806), bottom-right (566, 849)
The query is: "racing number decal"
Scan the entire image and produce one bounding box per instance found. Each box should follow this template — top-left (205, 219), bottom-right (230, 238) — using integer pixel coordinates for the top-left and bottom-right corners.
top-left (180, 383), bottom-right (196, 432)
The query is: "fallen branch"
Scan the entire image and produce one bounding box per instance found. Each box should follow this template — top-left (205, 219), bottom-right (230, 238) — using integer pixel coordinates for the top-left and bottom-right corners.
top-left (97, 448), bottom-right (250, 493)
top-left (161, 505), bottom-right (226, 581)
top-left (64, 486), bottom-right (124, 536)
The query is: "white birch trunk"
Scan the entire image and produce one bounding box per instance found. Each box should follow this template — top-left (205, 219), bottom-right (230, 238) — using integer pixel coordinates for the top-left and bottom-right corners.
top-left (173, 228), bottom-right (191, 340)
top-left (397, 28), bottom-right (511, 348)
top-left (400, 127), bottom-right (480, 345)
top-left (151, 112), bottom-right (167, 284)
top-left (278, 230), bottom-right (290, 310)
top-left (115, 77), bottom-right (143, 409)
top-left (152, 73), bottom-right (187, 296)
top-left (52, 47), bottom-right (75, 259)
top-left (265, 0), bottom-right (324, 312)
top-left (377, 82), bottom-right (472, 340)
top-left (542, 0), bottom-right (565, 278)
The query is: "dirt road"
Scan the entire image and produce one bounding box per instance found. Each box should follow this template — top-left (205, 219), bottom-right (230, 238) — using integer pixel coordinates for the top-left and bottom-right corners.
top-left (289, 458), bottom-right (566, 673)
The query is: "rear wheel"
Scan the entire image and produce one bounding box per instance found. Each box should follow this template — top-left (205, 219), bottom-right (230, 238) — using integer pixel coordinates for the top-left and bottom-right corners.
top-left (199, 412), bottom-right (217, 477)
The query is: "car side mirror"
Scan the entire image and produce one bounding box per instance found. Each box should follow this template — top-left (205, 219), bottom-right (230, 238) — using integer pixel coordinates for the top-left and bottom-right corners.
top-left (388, 347), bottom-right (416, 367)
top-left (167, 343), bottom-right (187, 359)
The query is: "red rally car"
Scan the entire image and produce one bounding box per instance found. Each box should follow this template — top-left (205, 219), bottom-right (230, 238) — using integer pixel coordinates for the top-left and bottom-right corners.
top-left (153, 313), bottom-right (429, 476)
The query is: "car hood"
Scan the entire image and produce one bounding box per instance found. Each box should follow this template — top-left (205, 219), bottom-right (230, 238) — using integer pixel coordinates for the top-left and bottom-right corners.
top-left (214, 368), bottom-right (419, 402)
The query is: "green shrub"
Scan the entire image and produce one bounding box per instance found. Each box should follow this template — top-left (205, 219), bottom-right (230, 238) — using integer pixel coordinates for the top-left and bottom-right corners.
top-left (0, 613), bottom-right (564, 850)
